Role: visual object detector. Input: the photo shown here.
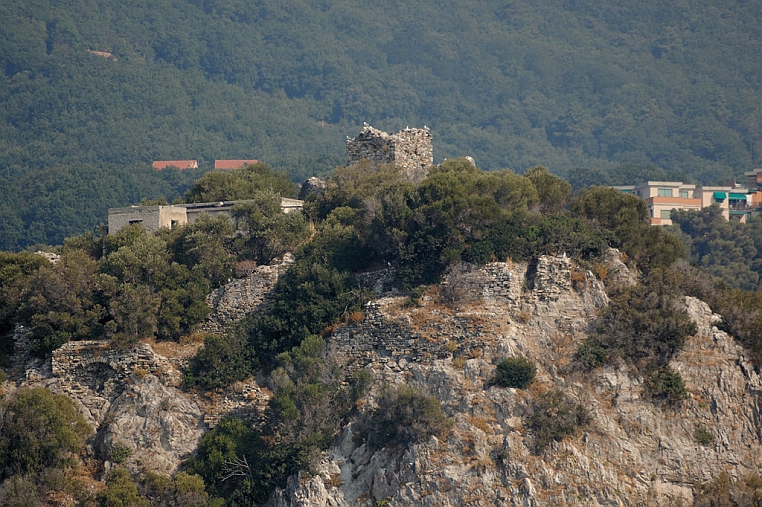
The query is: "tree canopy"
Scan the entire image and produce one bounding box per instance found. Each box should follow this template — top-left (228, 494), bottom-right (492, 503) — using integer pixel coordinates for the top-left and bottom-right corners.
top-left (1, 0), bottom-right (761, 249)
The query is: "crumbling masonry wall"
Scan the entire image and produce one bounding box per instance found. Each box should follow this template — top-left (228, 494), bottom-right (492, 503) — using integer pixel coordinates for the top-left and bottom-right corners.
top-left (328, 255), bottom-right (595, 369)
top-left (346, 125), bottom-right (433, 183)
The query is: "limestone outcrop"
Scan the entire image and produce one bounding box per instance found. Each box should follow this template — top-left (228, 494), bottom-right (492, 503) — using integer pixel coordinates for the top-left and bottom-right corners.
top-left (299, 176), bottom-right (328, 200)
top-left (9, 249), bottom-right (762, 506)
top-left (267, 256), bottom-right (762, 507)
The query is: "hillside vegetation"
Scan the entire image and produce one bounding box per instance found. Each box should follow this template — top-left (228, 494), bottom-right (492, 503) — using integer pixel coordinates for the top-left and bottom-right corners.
top-left (1, 0), bottom-right (762, 249)
top-left (5, 161), bottom-right (756, 505)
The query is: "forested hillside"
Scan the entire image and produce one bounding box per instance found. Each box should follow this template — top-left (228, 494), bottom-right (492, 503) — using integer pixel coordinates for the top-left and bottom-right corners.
top-left (6, 161), bottom-right (762, 505)
top-left (2, 0), bottom-right (762, 249)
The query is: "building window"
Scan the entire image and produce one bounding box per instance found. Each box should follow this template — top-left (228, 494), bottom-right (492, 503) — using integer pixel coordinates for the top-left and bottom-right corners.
top-left (679, 190), bottom-right (690, 199)
top-left (657, 188), bottom-right (673, 197)
top-left (128, 219), bottom-right (143, 225)
top-left (660, 210), bottom-right (671, 219)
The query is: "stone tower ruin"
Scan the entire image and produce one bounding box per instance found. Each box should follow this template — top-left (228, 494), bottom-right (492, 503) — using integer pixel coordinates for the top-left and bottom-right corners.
top-left (346, 125), bottom-right (433, 183)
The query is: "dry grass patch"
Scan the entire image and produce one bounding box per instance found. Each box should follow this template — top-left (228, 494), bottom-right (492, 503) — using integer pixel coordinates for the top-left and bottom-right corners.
top-left (515, 309), bottom-right (532, 323)
top-left (468, 415), bottom-right (492, 434)
top-left (347, 310), bottom-right (365, 324)
top-left (142, 335), bottom-right (204, 359)
top-left (593, 263), bottom-right (609, 281)
top-left (468, 347), bottom-right (483, 359)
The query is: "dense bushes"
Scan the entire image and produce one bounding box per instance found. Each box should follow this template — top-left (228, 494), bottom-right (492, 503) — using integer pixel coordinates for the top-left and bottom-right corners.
top-left (0, 387), bottom-right (91, 493)
top-left (184, 333), bottom-right (254, 390)
top-left (0, 165), bottom-right (311, 355)
top-left (569, 186), bottom-right (685, 272)
top-left (97, 467), bottom-right (219, 507)
top-left (528, 390), bottom-right (590, 453)
top-left (643, 365), bottom-right (688, 405)
top-left (582, 269), bottom-right (697, 369)
top-left (359, 384), bottom-right (453, 449)
top-left (0, 387), bottom-right (91, 479)
top-left (183, 162), bottom-right (298, 203)
top-left (493, 357), bottom-right (536, 389)
top-left (305, 159), bottom-right (611, 289)
top-left (672, 206), bottom-right (762, 291)
top-left (188, 338), bottom-right (371, 505)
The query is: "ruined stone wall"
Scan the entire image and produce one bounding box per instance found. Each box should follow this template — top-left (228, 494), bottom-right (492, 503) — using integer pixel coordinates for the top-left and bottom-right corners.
top-left (51, 341), bottom-right (182, 396)
top-left (328, 255), bottom-right (590, 370)
top-left (200, 254), bottom-right (294, 334)
top-left (346, 125), bottom-right (433, 183)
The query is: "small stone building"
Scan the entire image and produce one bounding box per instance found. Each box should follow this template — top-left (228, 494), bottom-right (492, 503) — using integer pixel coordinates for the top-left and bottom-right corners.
top-left (346, 125), bottom-right (433, 183)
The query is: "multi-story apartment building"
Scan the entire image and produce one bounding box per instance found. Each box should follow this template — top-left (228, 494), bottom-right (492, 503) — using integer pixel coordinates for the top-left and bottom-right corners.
top-left (616, 180), bottom-right (756, 225)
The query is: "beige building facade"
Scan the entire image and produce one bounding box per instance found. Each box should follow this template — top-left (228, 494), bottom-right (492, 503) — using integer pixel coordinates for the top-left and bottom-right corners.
top-left (616, 181), bottom-right (754, 225)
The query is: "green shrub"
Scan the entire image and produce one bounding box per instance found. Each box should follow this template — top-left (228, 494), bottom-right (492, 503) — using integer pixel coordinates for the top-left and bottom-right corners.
top-left (0, 387), bottom-right (91, 478)
top-left (108, 444), bottom-right (133, 464)
top-left (98, 467), bottom-right (147, 507)
top-left (577, 337), bottom-right (606, 367)
top-left (138, 470), bottom-right (217, 507)
top-left (528, 389), bottom-right (590, 453)
top-left (694, 422), bottom-right (715, 447)
top-left (493, 357), bottom-right (536, 389)
top-left (185, 332), bottom-right (254, 389)
top-left (363, 384), bottom-right (452, 449)
top-left (587, 269), bottom-right (697, 369)
top-left (643, 366), bottom-right (687, 405)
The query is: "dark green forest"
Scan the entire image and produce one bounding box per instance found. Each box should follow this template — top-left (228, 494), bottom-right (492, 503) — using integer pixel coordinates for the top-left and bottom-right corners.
top-left (2, 0), bottom-right (762, 250)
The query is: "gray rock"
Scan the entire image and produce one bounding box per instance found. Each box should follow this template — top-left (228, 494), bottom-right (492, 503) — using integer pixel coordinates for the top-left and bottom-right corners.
top-left (299, 177), bottom-right (328, 200)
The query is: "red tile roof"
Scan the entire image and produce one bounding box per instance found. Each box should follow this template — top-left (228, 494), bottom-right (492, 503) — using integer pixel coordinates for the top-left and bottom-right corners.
top-left (152, 160), bottom-right (199, 170)
top-left (214, 159), bottom-right (258, 170)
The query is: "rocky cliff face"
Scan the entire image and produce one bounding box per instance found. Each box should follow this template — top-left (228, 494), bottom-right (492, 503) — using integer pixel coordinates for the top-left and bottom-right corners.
top-left (3, 256), bottom-right (286, 476)
top-left (6, 250), bottom-right (762, 506)
top-left (6, 335), bottom-right (206, 476)
top-left (267, 254), bottom-right (762, 507)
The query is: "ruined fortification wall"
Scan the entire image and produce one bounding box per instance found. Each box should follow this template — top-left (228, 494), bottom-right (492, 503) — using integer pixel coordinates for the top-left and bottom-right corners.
top-left (328, 255), bottom-right (602, 369)
top-left (200, 254), bottom-right (294, 334)
top-left (346, 125), bottom-right (433, 183)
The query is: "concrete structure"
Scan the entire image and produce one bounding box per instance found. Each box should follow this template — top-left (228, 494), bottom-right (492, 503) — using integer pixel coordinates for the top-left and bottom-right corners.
top-left (108, 197), bottom-right (304, 235)
top-left (617, 180), bottom-right (758, 225)
top-left (346, 125), bottom-right (433, 183)
top-left (152, 160), bottom-right (199, 170)
top-left (214, 159), bottom-right (258, 170)
top-left (108, 205), bottom-right (188, 234)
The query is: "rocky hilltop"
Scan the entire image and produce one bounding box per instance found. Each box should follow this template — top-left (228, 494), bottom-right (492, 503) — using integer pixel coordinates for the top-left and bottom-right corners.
top-left (268, 254), bottom-right (762, 507)
top-left (5, 251), bottom-right (762, 505)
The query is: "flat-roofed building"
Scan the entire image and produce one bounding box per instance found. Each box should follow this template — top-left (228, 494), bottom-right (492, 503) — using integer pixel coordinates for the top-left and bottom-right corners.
top-left (108, 205), bottom-right (189, 234)
top-left (630, 181), bottom-right (702, 225)
top-left (614, 180), bottom-right (759, 224)
top-left (108, 198), bottom-right (303, 234)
